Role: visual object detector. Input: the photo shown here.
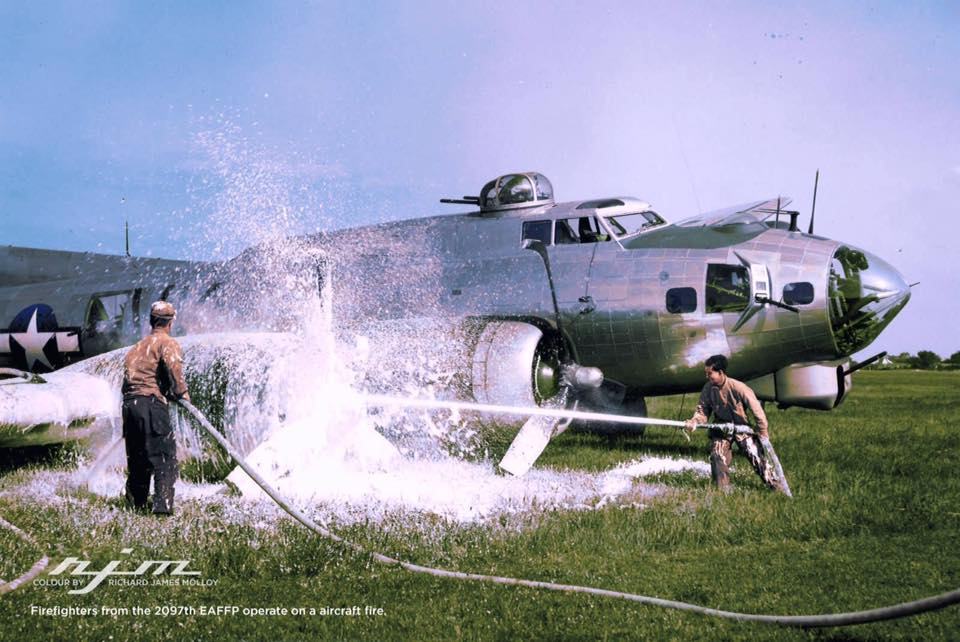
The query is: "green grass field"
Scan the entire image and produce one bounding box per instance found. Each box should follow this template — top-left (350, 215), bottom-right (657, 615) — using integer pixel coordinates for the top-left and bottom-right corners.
top-left (1, 371), bottom-right (958, 641)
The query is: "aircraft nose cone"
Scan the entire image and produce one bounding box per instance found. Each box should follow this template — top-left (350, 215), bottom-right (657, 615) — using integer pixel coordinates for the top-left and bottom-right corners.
top-left (828, 246), bottom-right (911, 355)
top-left (859, 250), bottom-right (911, 305)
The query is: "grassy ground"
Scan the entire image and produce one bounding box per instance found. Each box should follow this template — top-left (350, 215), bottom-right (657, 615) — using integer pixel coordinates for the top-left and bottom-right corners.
top-left (1, 371), bottom-right (958, 641)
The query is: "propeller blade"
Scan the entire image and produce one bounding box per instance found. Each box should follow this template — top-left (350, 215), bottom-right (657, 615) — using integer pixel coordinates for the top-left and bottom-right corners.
top-left (499, 392), bottom-right (573, 477)
top-left (498, 414), bottom-right (558, 476)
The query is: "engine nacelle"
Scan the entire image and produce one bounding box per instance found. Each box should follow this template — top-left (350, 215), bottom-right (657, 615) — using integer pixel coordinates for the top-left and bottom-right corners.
top-left (471, 320), bottom-right (648, 432)
top-left (471, 321), bottom-right (560, 426)
top-left (746, 359), bottom-right (852, 410)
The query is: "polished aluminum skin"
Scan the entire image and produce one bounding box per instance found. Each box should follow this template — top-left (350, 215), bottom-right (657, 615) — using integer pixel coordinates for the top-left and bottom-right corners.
top-left (1, 172), bottom-right (911, 424)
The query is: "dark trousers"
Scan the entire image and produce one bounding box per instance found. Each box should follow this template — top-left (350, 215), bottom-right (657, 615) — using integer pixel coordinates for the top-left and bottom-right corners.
top-left (709, 429), bottom-right (780, 491)
top-left (122, 396), bottom-right (178, 514)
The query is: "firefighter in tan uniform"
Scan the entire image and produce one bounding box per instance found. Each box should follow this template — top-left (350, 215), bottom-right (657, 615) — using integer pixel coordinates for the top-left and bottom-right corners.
top-left (685, 354), bottom-right (785, 493)
top-left (121, 301), bottom-right (190, 515)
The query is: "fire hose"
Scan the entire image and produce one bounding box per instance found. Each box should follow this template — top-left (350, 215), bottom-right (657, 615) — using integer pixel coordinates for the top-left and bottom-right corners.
top-left (175, 398), bottom-right (960, 628)
top-left (0, 367), bottom-right (52, 594)
top-left (359, 393), bottom-right (792, 491)
top-left (0, 516), bottom-right (49, 596)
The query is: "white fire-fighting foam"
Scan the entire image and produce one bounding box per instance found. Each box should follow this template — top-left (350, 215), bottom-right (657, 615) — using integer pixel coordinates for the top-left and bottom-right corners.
top-left (606, 456), bottom-right (712, 480)
top-left (9, 124), bottom-right (706, 526)
top-left (0, 371), bottom-right (117, 444)
top-left (199, 323), bottom-right (673, 523)
top-left (0, 371), bottom-right (116, 427)
top-left (60, 325), bottom-right (709, 525)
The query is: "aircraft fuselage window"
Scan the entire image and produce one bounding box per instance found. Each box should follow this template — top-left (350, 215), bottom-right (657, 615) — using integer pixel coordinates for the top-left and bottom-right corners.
top-left (604, 211), bottom-right (666, 239)
top-left (577, 216), bottom-right (607, 243)
top-left (555, 219), bottom-right (578, 244)
top-left (132, 288), bottom-right (142, 327)
top-left (705, 264), bottom-right (750, 313)
top-left (86, 298), bottom-right (109, 326)
top-left (783, 282), bottom-right (814, 305)
top-left (87, 292), bottom-right (130, 329)
top-left (666, 287), bottom-right (697, 314)
top-left (554, 217), bottom-right (609, 245)
top-left (84, 291), bottom-right (132, 352)
top-left (521, 220), bottom-right (552, 246)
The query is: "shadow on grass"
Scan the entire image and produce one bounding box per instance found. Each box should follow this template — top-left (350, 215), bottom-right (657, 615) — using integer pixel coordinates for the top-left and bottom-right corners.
top-left (547, 431), bottom-right (704, 457)
top-left (0, 442), bottom-right (84, 476)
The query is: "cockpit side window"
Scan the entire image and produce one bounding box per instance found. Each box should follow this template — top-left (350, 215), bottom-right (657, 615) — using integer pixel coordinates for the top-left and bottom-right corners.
top-left (555, 220), bottom-right (578, 244)
top-left (521, 220), bottom-right (552, 246)
top-left (576, 216), bottom-right (608, 243)
top-left (705, 264), bottom-right (750, 313)
top-left (553, 216), bottom-right (610, 245)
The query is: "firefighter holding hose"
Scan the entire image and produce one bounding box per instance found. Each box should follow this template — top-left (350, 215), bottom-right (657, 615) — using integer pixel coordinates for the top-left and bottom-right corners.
top-left (685, 354), bottom-right (788, 494)
top-left (120, 301), bottom-right (190, 515)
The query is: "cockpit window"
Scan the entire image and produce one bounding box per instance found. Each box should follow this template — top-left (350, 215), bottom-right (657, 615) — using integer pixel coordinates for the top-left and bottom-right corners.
top-left (555, 219), bottom-right (578, 244)
top-left (705, 264), bottom-right (750, 313)
top-left (554, 216), bottom-right (610, 245)
top-left (497, 174), bottom-right (535, 205)
top-left (603, 211), bottom-right (665, 239)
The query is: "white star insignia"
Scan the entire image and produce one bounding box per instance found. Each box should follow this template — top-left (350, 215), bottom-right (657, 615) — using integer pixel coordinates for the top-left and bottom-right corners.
top-left (6, 309), bottom-right (56, 371)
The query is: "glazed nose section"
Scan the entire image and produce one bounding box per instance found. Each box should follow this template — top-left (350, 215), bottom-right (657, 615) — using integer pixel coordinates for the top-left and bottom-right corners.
top-left (828, 246), bottom-right (911, 355)
top-left (860, 250), bottom-right (911, 306)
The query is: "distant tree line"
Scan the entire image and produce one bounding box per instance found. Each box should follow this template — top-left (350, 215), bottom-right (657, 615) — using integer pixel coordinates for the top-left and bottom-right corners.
top-left (864, 351), bottom-right (960, 370)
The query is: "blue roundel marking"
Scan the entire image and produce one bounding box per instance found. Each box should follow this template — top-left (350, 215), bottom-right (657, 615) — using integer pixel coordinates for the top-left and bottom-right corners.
top-left (9, 304), bottom-right (60, 333)
top-left (1, 303), bottom-right (81, 373)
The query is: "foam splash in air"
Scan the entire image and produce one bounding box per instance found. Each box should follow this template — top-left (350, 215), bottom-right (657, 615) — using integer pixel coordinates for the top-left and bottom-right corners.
top-left (219, 306), bottom-right (721, 523)
top-left (211, 316), bottom-right (666, 523)
top-left (70, 320), bottom-right (702, 524)
top-left (60, 121), bottom-right (706, 525)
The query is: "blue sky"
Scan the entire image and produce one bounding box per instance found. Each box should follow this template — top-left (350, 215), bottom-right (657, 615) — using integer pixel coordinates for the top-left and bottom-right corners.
top-left (1, 1), bottom-right (958, 356)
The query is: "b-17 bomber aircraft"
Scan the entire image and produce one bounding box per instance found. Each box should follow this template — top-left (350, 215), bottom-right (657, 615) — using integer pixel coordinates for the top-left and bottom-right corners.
top-left (0, 172), bottom-right (911, 471)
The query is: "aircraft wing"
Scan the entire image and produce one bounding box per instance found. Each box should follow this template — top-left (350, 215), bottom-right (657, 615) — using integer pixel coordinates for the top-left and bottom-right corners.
top-left (673, 197), bottom-right (793, 228)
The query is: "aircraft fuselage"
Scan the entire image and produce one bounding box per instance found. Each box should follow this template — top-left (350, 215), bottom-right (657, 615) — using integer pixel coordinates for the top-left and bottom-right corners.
top-left (1, 177), bottom-right (911, 414)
